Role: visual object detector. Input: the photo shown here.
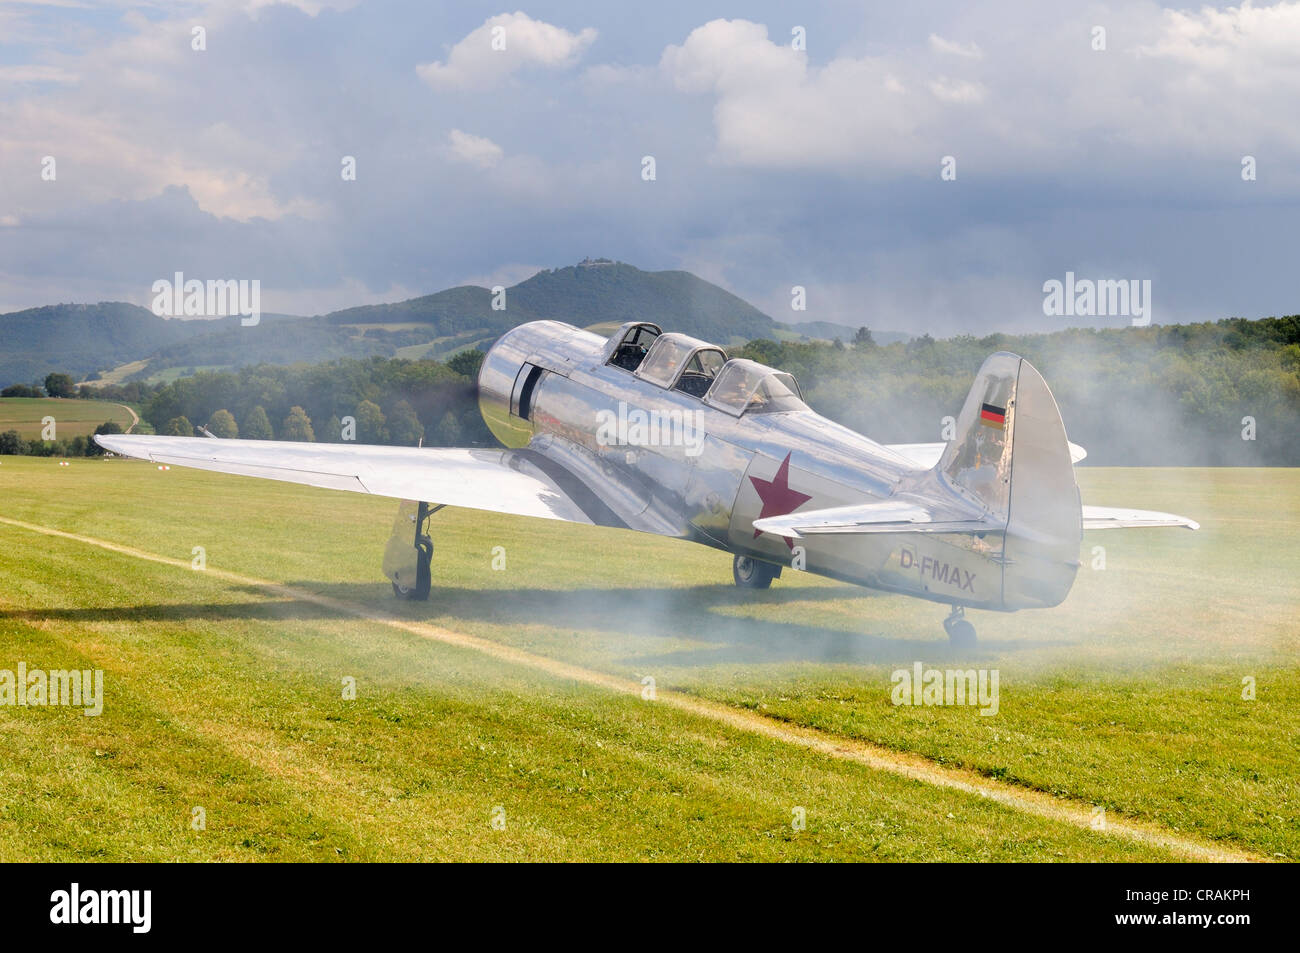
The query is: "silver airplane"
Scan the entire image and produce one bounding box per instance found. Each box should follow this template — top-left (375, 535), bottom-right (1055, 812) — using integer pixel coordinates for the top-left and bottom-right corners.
top-left (97, 319), bottom-right (1197, 646)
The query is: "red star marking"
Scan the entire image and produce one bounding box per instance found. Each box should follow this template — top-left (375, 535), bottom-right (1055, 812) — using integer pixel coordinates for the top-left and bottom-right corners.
top-left (749, 451), bottom-right (813, 550)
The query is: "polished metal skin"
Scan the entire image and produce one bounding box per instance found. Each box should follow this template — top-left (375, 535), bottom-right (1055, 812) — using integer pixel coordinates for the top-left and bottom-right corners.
top-left (476, 320), bottom-right (1114, 613)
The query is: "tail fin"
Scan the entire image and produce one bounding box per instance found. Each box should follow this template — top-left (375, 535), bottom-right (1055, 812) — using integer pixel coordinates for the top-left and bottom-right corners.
top-left (940, 352), bottom-right (1082, 609)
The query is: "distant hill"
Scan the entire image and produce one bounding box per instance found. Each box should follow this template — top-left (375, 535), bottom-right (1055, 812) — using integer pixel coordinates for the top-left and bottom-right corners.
top-left (0, 303), bottom-right (204, 386)
top-left (0, 262), bottom-right (893, 386)
top-left (0, 303), bottom-right (308, 388)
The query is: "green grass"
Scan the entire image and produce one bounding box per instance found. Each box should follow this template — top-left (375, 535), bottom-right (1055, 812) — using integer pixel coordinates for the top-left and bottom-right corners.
top-left (142, 365), bottom-right (230, 385)
top-left (0, 397), bottom-right (136, 439)
top-left (393, 331), bottom-right (495, 361)
top-left (0, 457), bottom-right (1294, 861)
top-left (82, 359), bottom-right (149, 388)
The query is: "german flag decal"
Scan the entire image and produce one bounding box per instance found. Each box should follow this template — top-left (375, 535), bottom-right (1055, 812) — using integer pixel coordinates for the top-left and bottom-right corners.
top-left (979, 402), bottom-right (1007, 429)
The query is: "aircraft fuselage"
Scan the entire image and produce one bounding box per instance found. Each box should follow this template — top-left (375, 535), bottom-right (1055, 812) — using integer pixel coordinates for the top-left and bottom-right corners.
top-left (478, 320), bottom-right (1018, 611)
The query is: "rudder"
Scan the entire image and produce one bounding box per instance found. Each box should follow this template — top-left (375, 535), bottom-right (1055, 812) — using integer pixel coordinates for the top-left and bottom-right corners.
top-left (938, 352), bottom-right (1082, 610)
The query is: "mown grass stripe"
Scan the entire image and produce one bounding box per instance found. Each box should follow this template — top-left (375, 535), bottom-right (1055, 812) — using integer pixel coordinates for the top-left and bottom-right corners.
top-left (0, 514), bottom-right (1261, 862)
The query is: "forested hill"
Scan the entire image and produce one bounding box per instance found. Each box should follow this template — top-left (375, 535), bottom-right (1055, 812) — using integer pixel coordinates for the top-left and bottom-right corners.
top-left (0, 302), bottom-right (206, 386)
top-left (323, 261), bottom-right (779, 344)
top-left (2, 261), bottom-right (827, 387)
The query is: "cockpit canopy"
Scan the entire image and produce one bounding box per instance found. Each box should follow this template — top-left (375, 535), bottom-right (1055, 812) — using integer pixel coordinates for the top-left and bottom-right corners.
top-left (634, 332), bottom-right (728, 398)
top-left (703, 359), bottom-right (807, 416)
top-left (603, 321), bottom-right (661, 372)
top-left (603, 323), bottom-right (808, 415)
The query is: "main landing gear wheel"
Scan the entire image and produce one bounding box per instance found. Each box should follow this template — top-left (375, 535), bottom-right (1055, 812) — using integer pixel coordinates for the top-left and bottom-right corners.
top-left (392, 534), bottom-right (432, 600)
top-left (943, 606), bottom-right (976, 649)
top-left (392, 502), bottom-right (437, 601)
top-left (733, 555), bottom-right (779, 589)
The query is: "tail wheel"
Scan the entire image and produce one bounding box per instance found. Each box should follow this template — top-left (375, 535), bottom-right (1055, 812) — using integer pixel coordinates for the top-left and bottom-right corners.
top-left (943, 606), bottom-right (976, 648)
top-left (733, 555), bottom-right (778, 589)
top-left (947, 619), bottom-right (976, 649)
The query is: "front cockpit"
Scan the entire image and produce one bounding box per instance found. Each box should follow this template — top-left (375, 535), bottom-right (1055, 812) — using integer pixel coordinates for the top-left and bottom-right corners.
top-left (703, 359), bottom-right (808, 416)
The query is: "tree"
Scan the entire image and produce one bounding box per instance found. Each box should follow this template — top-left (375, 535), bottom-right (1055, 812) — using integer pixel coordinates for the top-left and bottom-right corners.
top-left (323, 415), bottom-right (342, 444)
top-left (281, 405), bottom-right (315, 442)
top-left (386, 399), bottom-right (424, 446)
top-left (0, 430), bottom-right (22, 454)
top-left (207, 409), bottom-right (239, 438)
top-left (89, 421), bottom-right (123, 456)
top-left (43, 372), bottom-right (75, 398)
top-left (447, 349), bottom-right (485, 379)
top-left (243, 405), bottom-right (273, 440)
top-left (355, 399), bottom-right (386, 443)
top-left (164, 416), bottom-right (193, 436)
top-left (853, 326), bottom-right (875, 347)
top-left (430, 411), bottom-right (461, 446)
top-left (738, 338), bottom-right (784, 366)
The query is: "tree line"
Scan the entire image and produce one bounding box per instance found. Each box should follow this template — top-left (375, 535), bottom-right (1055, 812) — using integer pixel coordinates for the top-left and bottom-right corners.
top-left (3, 317), bottom-right (1298, 465)
top-left (735, 315), bottom-right (1300, 465)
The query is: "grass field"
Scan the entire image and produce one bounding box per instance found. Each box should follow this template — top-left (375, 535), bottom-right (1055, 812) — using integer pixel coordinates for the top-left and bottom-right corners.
top-left (0, 397), bottom-right (136, 440)
top-left (0, 457), bottom-right (1295, 861)
top-left (82, 359), bottom-right (149, 389)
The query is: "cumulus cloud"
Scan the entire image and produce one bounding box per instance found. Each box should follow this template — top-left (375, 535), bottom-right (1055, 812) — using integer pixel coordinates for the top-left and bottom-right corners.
top-left (0, 5), bottom-right (332, 223)
top-left (1137, 0), bottom-right (1300, 69)
top-left (659, 19), bottom-right (932, 168)
top-left (446, 129), bottom-right (504, 167)
top-left (416, 11), bottom-right (596, 90)
top-left (928, 34), bottom-right (983, 58)
top-left (658, 6), bottom-right (1300, 172)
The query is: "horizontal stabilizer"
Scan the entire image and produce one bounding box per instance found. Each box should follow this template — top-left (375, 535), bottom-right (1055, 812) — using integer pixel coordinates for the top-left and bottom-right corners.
top-left (1081, 505), bottom-right (1199, 530)
top-left (752, 497), bottom-right (996, 538)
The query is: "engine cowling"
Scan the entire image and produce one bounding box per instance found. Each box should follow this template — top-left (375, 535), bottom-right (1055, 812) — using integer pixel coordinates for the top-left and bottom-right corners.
top-left (477, 320), bottom-right (597, 448)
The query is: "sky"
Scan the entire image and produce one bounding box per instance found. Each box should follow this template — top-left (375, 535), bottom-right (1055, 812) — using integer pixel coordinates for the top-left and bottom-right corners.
top-left (0, 0), bottom-right (1296, 335)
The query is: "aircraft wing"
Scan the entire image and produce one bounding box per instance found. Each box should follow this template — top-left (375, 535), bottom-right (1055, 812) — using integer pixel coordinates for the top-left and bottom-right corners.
top-left (1080, 505), bottom-right (1199, 530)
top-left (886, 441), bottom-right (1088, 468)
top-left (94, 434), bottom-right (629, 528)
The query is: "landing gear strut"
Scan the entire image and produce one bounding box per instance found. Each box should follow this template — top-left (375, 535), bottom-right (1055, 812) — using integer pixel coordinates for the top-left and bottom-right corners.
top-left (943, 605), bottom-right (976, 648)
top-left (733, 555), bottom-right (780, 589)
top-left (390, 501), bottom-right (440, 601)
